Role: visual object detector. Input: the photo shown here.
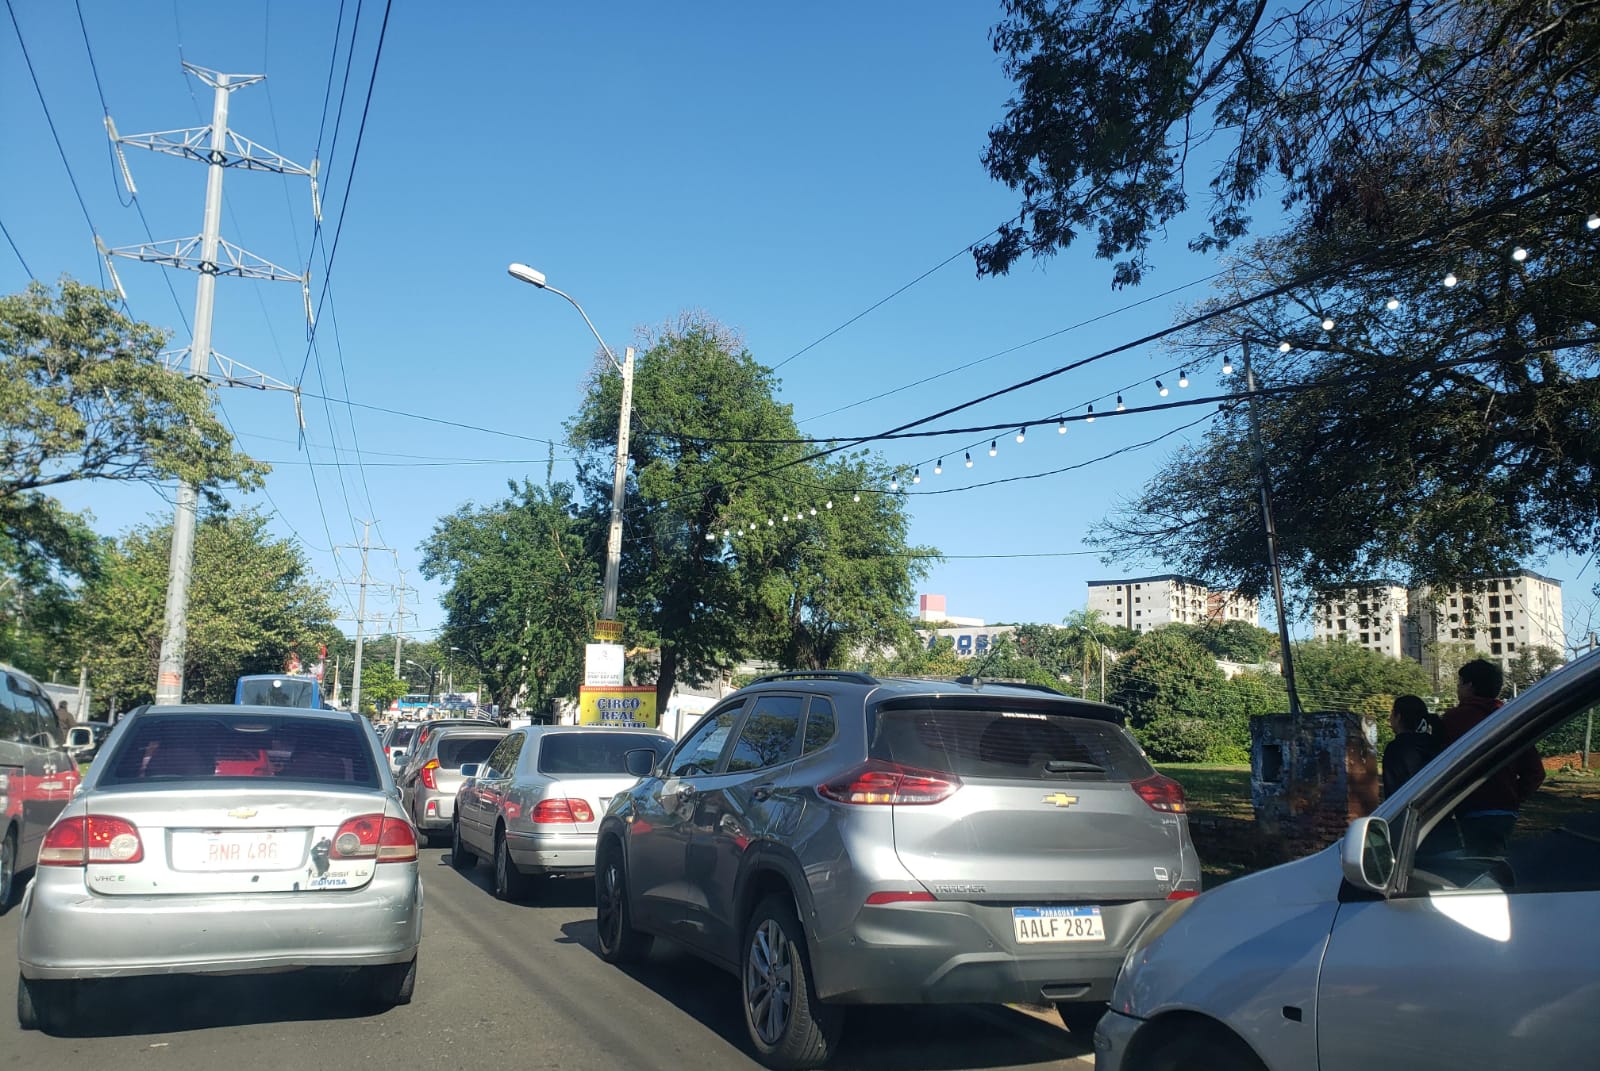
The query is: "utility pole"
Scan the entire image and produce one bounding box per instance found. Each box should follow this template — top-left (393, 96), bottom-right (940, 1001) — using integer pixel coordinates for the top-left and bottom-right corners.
top-left (393, 568), bottom-right (408, 677)
top-left (350, 521), bottom-right (374, 716)
top-left (1584, 631), bottom-right (1597, 769)
top-left (1241, 338), bottom-right (1303, 717)
top-left (103, 64), bottom-right (314, 704)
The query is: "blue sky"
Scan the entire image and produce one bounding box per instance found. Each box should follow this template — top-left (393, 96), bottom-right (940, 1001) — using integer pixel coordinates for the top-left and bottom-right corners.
top-left (5, 1), bottom-right (1594, 650)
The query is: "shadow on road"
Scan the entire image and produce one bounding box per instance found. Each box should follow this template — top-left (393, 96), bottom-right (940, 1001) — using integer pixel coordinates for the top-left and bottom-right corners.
top-left (435, 849), bottom-right (598, 908)
top-left (557, 920), bottom-right (1091, 1071)
top-left (32, 970), bottom-right (380, 1038)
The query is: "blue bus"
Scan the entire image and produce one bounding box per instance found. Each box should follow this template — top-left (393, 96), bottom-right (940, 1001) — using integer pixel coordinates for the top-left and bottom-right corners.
top-left (235, 674), bottom-right (323, 708)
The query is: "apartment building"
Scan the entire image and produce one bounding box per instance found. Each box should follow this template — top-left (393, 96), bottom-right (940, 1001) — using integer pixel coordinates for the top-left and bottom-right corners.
top-left (1314, 582), bottom-right (1411, 660)
top-left (1087, 575), bottom-right (1260, 633)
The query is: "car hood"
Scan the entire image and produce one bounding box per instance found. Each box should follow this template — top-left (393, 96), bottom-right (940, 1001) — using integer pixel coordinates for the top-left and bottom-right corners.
top-left (1113, 845), bottom-right (1342, 1032)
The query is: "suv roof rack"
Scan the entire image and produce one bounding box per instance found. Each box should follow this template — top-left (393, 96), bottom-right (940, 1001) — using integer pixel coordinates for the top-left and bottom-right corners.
top-left (953, 676), bottom-right (1067, 696)
top-left (748, 670), bottom-right (879, 687)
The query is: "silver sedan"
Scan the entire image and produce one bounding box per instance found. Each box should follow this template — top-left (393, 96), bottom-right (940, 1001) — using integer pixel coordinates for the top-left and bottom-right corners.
top-left (16, 704), bottom-right (424, 1033)
top-left (452, 725), bottom-right (672, 901)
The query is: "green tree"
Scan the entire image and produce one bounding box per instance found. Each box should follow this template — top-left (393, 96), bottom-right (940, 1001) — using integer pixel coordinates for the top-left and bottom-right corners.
top-left (420, 480), bottom-right (598, 716)
top-left (1508, 645), bottom-right (1566, 695)
top-left (358, 659), bottom-right (407, 718)
top-left (567, 315), bottom-right (927, 705)
top-left (1168, 620), bottom-right (1280, 664)
top-left (1106, 629), bottom-right (1228, 759)
top-left (1291, 639), bottom-right (1434, 714)
top-left (78, 509), bottom-right (335, 706)
top-left (867, 634), bottom-right (968, 681)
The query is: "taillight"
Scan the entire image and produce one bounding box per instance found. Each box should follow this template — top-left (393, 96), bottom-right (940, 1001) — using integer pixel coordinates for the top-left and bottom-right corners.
top-left (41, 816), bottom-right (144, 866)
top-left (419, 759), bottom-right (440, 790)
top-left (1131, 773), bottom-right (1187, 813)
top-left (817, 760), bottom-right (960, 805)
top-left (1167, 889), bottom-right (1199, 900)
top-left (864, 890), bottom-right (936, 905)
top-left (532, 798), bottom-right (595, 824)
top-left (332, 814), bottom-right (418, 863)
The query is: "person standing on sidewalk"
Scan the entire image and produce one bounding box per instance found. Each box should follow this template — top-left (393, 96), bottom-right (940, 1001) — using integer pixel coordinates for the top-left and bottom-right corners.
top-left (1440, 659), bottom-right (1545, 856)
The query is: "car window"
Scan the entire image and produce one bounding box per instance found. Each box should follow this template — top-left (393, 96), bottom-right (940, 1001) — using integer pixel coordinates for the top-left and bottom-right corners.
top-left (802, 697), bottom-right (837, 755)
top-left (539, 732), bottom-right (672, 774)
top-left (870, 704), bottom-right (1152, 782)
top-left (482, 733), bottom-right (524, 778)
top-left (437, 735), bottom-right (504, 769)
top-left (31, 695), bottom-right (60, 747)
top-left (387, 726), bottom-right (417, 748)
top-left (100, 714), bottom-right (379, 787)
top-left (1406, 692), bottom-right (1600, 897)
top-left (667, 704), bottom-right (744, 778)
top-left (0, 679), bottom-right (29, 744)
top-left (725, 695), bottom-right (804, 773)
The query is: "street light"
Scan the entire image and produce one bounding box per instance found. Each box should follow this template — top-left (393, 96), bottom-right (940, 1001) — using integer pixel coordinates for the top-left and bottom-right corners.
top-left (508, 262), bottom-right (634, 630)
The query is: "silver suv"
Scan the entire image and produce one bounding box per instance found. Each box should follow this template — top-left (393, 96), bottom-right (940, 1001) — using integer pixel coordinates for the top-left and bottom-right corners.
top-left (593, 671), bottom-right (1200, 1069)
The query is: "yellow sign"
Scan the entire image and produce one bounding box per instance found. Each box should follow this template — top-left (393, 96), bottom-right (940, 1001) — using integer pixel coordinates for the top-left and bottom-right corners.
top-left (594, 619), bottom-right (624, 642)
top-left (578, 686), bottom-right (658, 729)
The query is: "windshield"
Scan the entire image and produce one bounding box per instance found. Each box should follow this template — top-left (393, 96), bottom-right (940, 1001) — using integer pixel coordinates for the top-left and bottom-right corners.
top-left (101, 713), bottom-right (380, 788)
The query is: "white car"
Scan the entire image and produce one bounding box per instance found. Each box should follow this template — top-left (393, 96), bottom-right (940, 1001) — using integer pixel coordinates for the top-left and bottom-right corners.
top-left (1095, 648), bottom-right (1600, 1071)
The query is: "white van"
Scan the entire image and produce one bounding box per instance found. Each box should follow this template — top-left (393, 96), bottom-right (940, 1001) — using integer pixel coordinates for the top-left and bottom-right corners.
top-left (0, 664), bottom-right (82, 911)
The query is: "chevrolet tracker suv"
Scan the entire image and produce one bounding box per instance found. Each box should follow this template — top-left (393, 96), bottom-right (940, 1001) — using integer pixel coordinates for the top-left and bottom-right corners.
top-left (593, 671), bottom-right (1200, 1069)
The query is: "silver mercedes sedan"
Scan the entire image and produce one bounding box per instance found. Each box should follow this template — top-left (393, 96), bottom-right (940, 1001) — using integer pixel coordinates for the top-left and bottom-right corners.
top-left (15, 704), bottom-right (424, 1033)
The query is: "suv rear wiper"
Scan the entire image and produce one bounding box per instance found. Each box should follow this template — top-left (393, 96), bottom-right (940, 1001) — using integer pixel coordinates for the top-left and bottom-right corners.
top-left (1042, 760), bottom-right (1105, 774)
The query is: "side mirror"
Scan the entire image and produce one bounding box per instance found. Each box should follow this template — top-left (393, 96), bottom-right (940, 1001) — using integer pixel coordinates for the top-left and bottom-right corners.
top-left (1341, 815), bottom-right (1397, 893)
top-left (623, 748), bottom-right (657, 778)
top-left (459, 762), bottom-right (480, 780)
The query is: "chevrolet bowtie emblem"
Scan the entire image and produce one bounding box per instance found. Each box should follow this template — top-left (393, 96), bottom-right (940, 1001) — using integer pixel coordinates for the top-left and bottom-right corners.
top-left (1042, 793), bottom-right (1079, 808)
top-left (227, 807), bottom-right (258, 820)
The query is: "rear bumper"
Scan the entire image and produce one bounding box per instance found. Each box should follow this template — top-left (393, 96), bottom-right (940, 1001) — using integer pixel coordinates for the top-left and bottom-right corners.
top-left (809, 898), bottom-right (1172, 1006)
top-left (17, 865), bottom-right (423, 981)
top-left (411, 789), bottom-right (455, 830)
top-left (505, 828), bottom-right (596, 875)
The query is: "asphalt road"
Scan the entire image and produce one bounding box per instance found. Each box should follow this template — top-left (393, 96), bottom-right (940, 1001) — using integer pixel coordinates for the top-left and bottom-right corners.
top-left (2, 849), bottom-right (1094, 1071)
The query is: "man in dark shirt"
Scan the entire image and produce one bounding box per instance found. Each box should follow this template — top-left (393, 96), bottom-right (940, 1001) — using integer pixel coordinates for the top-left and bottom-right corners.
top-left (1440, 659), bottom-right (1546, 856)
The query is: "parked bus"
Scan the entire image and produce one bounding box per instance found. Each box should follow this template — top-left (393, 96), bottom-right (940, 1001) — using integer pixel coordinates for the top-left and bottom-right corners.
top-left (234, 674), bottom-right (323, 708)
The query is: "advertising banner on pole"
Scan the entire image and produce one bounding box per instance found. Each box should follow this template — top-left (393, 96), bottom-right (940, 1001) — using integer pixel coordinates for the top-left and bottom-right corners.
top-left (577, 686), bottom-right (658, 728)
top-left (584, 643), bottom-right (625, 687)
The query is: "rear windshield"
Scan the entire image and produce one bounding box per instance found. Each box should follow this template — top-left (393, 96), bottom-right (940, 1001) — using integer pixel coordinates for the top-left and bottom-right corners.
top-left (870, 707), bottom-right (1151, 782)
top-left (237, 677), bottom-right (317, 707)
top-left (386, 726), bottom-right (417, 748)
top-left (539, 732), bottom-right (672, 775)
top-left (437, 735), bottom-right (504, 769)
top-left (101, 714), bottom-right (380, 788)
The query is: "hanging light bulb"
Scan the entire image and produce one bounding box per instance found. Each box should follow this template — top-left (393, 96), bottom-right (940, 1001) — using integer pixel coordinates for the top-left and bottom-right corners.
top-left (1279, 340), bottom-right (1292, 352)
top-left (824, 501), bottom-right (832, 510)
top-left (1443, 272), bottom-right (1458, 288)
top-left (911, 469), bottom-right (921, 485)
top-left (1156, 380), bottom-right (1168, 397)
top-left (767, 518), bottom-right (774, 527)
top-left (1321, 317), bottom-right (1335, 331)
top-left (1115, 395), bottom-right (1125, 412)
top-left (1086, 404), bottom-right (1095, 423)
top-left (782, 513), bottom-right (789, 522)
top-left (964, 451), bottom-right (973, 467)
top-left (889, 477), bottom-right (899, 491)
top-left (1057, 418), bottom-right (1066, 434)
top-left (706, 531), bottom-right (716, 541)
top-left (934, 459), bottom-right (943, 475)
top-left (1588, 214), bottom-right (1600, 230)
top-left (809, 507), bottom-right (817, 516)
top-left (1015, 426), bottom-right (1027, 444)
top-left (988, 440), bottom-right (998, 456)
top-left (1386, 298), bottom-right (1400, 311)
top-left (1178, 369), bottom-right (1189, 388)
top-left (852, 493), bottom-right (860, 502)
top-left (723, 529), bottom-right (731, 539)
top-left (1221, 355), bottom-right (1234, 376)
top-left (1511, 246), bottom-right (1528, 262)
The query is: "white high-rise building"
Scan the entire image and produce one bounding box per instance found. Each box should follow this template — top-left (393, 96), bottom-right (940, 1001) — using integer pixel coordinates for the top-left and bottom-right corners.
top-left (1313, 582), bottom-right (1411, 659)
top-left (1411, 571), bottom-right (1566, 668)
top-left (1087, 575), bottom-right (1259, 633)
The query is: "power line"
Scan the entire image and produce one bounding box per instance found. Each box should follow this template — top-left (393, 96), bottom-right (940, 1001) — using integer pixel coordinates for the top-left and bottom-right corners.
top-left (1, 216), bottom-right (33, 277)
top-left (773, 225), bottom-right (1002, 371)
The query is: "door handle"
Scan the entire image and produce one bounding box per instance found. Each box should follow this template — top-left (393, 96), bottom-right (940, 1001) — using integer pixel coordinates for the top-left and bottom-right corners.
top-left (751, 785), bottom-right (774, 802)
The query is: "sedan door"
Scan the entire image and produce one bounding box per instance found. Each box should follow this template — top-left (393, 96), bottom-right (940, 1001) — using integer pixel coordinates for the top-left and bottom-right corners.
top-left (467, 733), bottom-right (524, 853)
top-left (626, 702), bottom-right (745, 936)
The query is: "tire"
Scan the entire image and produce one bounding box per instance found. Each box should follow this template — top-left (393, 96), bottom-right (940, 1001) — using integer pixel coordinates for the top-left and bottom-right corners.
top-left (17, 975), bottom-right (71, 1033)
top-left (493, 831), bottom-right (530, 902)
top-left (1055, 1000), bottom-right (1107, 1036)
top-left (740, 895), bottom-right (841, 1070)
top-left (1138, 1023), bottom-right (1267, 1071)
top-left (422, 828), bottom-right (448, 849)
top-left (365, 956), bottom-right (417, 1010)
top-left (451, 818), bottom-right (476, 870)
top-left (595, 847), bottom-right (653, 964)
top-left (0, 828), bottom-right (17, 915)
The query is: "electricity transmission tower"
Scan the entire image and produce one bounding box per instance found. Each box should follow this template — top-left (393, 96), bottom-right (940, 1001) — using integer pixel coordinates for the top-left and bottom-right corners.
top-left (101, 63), bottom-right (319, 704)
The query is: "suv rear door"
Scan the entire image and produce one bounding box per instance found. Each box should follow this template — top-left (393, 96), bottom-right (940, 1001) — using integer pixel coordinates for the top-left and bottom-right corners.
top-left (869, 697), bottom-right (1192, 903)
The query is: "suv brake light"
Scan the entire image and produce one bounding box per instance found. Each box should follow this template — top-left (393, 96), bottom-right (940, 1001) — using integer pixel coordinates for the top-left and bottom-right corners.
top-left (532, 798), bottom-right (595, 824)
top-left (1131, 773), bottom-right (1187, 813)
top-left (419, 759), bottom-right (440, 790)
top-left (817, 760), bottom-right (960, 805)
top-left (332, 814), bottom-right (418, 863)
top-left (41, 815), bottom-right (144, 866)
